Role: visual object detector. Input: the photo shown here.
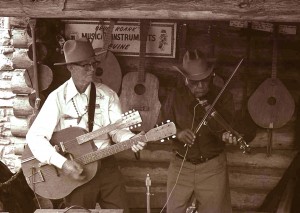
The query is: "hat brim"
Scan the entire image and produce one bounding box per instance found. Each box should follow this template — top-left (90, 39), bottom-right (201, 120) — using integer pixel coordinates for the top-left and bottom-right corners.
top-left (54, 49), bottom-right (107, 66)
top-left (172, 62), bottom-right (215, 81)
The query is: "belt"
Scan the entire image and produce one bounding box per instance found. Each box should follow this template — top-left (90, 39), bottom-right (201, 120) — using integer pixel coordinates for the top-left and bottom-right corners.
top-left (175, 152), bottom-right (219, 165)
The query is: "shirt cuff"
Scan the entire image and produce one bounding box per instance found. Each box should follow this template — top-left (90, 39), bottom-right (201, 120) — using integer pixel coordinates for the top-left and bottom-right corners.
top-left (49, 152), bottom-right (67, 169)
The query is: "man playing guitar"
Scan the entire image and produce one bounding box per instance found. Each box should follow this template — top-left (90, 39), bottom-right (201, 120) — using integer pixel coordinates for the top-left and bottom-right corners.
top-left (26, 38), bottom-right (146, 212)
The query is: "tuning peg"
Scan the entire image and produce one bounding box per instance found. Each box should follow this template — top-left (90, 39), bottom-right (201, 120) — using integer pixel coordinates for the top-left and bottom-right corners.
top-left (125, 112), bottom-right (128, 115)
top-left (155, 124), bottom-right (159, 127)
top-left (172, 135), bottom-right (176, 138)
top-left (138, 124), bottom-right (141, 127)
top-left (130, 126), bottom-right (133, 129)
top-left (166, 120), bottom-right (170, 123)
top-left (121, 113), bottom-right (124, 116)
top-left (161, 122), bottom-right (164, 125)
top-left (129, 110), bottom-right (132, 113)
top-left (160, 139), bottom-right (165, 142)
top-left (167, 137), bottom-right (170, 140)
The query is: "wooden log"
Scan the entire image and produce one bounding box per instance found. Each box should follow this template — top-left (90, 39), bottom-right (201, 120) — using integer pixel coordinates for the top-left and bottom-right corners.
top-left (250, 123), bottom-right (295, 149)
top-left (0, 54), bottom-right (13, 71)
top-left (125, 185), bottom-right (268, 210)
top-left (1, 0), bottom-right (300, 22)
top-left (12, 49), bottom-right (32, 69)
top-left (10, 116), bottom-right (29, 137)
top-left (9, 17), bottom-right (29, 28)
top-left (13, 95), bottom-right (33, 118)
top-left (119, 162), bottom-right (283, 190)
top-left (12, 29), bottom-right (30, 48)
top-left (231, 188), bottom-right (267, 210)
top-left (226, 148), bottom-right (298, 169)
top-left (11, 69), bottom-right (33, 94)
top-left (0, 79), bottom-right (11, 89)
top-left (116, 145), bottom-right (297, 168)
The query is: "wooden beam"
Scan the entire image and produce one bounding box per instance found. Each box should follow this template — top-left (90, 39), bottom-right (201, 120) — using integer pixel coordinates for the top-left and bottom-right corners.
top-left (0, 0), bottom-right (300, 22)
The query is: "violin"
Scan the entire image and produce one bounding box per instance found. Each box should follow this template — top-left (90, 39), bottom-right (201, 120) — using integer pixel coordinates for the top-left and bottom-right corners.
top-left (197, 99), bottom-right (251, 154)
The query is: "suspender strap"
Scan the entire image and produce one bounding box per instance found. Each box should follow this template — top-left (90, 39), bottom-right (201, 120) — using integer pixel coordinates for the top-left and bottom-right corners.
top-left (88, 83), bottom-right (96, 132)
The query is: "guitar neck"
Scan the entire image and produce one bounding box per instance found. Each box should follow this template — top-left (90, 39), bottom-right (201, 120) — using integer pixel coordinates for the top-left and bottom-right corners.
top-left (77, 135), bottom-right (146, 165)
top-left (103, 19), bottom-right (116, 51)
top-left (138, 20), bottom-right (149, 83)
top-left (76, 122), bottom-right (119, 145)
top-left (271, 25), bottom-right (278, 79)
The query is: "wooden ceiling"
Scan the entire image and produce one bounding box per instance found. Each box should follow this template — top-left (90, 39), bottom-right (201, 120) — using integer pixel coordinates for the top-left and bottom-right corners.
top-left (1, 0), bottom-right (300, 22)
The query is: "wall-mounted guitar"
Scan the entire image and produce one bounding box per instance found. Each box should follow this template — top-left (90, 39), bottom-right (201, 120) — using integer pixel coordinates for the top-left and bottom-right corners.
top-left (93, 19), bottom-right (122, 93)
top-left (248, 24), bottom-right (295, 156)
top-left (25, 19), bottom-right (53, 126)
top-left (120, 20), bottom-right (161, 132)
top-left (21, 120), bottom-right (175, 199)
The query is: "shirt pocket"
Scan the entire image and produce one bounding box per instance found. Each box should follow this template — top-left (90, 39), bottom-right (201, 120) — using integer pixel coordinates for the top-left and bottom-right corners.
top-left (61, 114), bottom-right (78, 128)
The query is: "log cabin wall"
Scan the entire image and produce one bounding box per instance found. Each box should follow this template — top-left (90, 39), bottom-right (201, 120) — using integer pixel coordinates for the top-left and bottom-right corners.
top-left (0, 16), bottom-right (299, 213)
top-left (0, 17), bottom-right (30, 173)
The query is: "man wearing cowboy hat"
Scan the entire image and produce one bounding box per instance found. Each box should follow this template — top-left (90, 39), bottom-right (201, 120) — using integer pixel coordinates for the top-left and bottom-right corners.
top-left (162, 49), bottom-right (255, 213)
top-left (26, 38), bottom-right (146, 212)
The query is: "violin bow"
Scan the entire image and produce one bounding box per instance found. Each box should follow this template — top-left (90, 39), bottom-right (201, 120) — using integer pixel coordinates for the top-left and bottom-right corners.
top-left (194, 58), bottom-right (244, 134)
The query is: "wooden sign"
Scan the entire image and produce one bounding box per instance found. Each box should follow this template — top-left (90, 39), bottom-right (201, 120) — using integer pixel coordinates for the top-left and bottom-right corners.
top-left (63, 20), bottom-right (177, 58)
top-left (230, 20), bottom-right (297, 35)
top-left (229, 20), bottom-right (249, 28)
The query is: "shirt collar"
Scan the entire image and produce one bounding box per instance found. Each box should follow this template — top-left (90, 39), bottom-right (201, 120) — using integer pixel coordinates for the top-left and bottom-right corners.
top-left (65, 78), bottom-right (91, 103)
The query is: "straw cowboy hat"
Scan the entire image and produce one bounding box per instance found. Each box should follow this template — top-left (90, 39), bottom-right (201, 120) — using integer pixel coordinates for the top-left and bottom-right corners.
top-left (54, 38), bottom-right (105, 66)
top-left (173, 49), bottom-right (216, 81)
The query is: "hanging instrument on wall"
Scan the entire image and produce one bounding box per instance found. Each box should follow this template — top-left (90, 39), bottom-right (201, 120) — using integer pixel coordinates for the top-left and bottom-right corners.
top-left (26, 19), bottom-right (53, 126)
top-left (247, 24), bottom-right (295, 156)
top-left (93, 19), bottom-right (122, 93)
top-left (120, 19), bottom-right (161, 132)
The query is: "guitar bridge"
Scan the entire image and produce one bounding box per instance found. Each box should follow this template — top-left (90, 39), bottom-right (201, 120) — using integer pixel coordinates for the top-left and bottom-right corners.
top-left (26, 170), bottom-right (45, 185)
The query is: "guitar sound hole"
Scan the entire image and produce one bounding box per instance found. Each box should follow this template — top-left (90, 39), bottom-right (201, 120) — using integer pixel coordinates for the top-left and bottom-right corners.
top-left (268, 97), bottom-right (277, 105)
top-left (96, 67), bottom-right (103, 76)
top-left (134, 84), bottom-right (146, 95)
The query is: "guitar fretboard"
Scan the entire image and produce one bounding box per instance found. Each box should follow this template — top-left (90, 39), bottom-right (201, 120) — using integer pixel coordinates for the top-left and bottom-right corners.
top-left (271, 25), bottom-right (278, 79)
top-left (77, 135), bottom-right (145, 165)
top-left (76, 122), bottom-right (119, 144)
top-left (138, 20), bottom-right (150, 83)
top-left (103, 19), bottom-right (116, 51)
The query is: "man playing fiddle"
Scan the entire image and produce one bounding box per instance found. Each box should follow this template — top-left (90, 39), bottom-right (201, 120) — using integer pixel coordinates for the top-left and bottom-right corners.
top-left (162, 49), bottom-right (256, 213)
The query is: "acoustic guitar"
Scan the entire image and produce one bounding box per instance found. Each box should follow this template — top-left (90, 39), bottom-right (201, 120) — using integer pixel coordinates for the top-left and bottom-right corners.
top-left (120, 20), bottom-right (161, 132)
top-left (93, 19), bottom-right (122, 93)
top-left (247, 24), bottom-right (295, 155)
top-left (21, 121), bottom-right (176, 199)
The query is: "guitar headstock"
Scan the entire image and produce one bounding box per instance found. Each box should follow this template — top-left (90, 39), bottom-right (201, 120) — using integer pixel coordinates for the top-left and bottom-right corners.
top-left (145, 121), bottom-right (176, 142)
top-left (118, 110), bottom-right (142, 130)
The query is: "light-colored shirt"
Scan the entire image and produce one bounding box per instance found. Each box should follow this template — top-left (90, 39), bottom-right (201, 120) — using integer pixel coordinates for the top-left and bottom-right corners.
top-left (26, 78), bottom-right (135, 169)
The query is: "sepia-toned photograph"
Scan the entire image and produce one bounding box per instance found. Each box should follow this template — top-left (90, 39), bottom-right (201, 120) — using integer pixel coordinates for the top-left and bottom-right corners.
top-left (0, 1), bottom-right (299, 213)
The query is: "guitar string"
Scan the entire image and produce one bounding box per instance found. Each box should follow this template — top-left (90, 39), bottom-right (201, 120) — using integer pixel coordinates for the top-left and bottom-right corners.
top-left (29, 135), bottom-right (145, 178)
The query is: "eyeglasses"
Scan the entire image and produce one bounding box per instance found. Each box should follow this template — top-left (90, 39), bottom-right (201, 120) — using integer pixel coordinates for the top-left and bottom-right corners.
top-left (187, 75), bottom-right (212, 87)
top-left (74, 60), bottom-right (100, 69)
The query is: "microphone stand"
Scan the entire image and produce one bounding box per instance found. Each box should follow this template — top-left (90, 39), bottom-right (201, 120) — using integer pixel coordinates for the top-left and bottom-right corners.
top-left (146, 174), bottom-right (152, 213)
